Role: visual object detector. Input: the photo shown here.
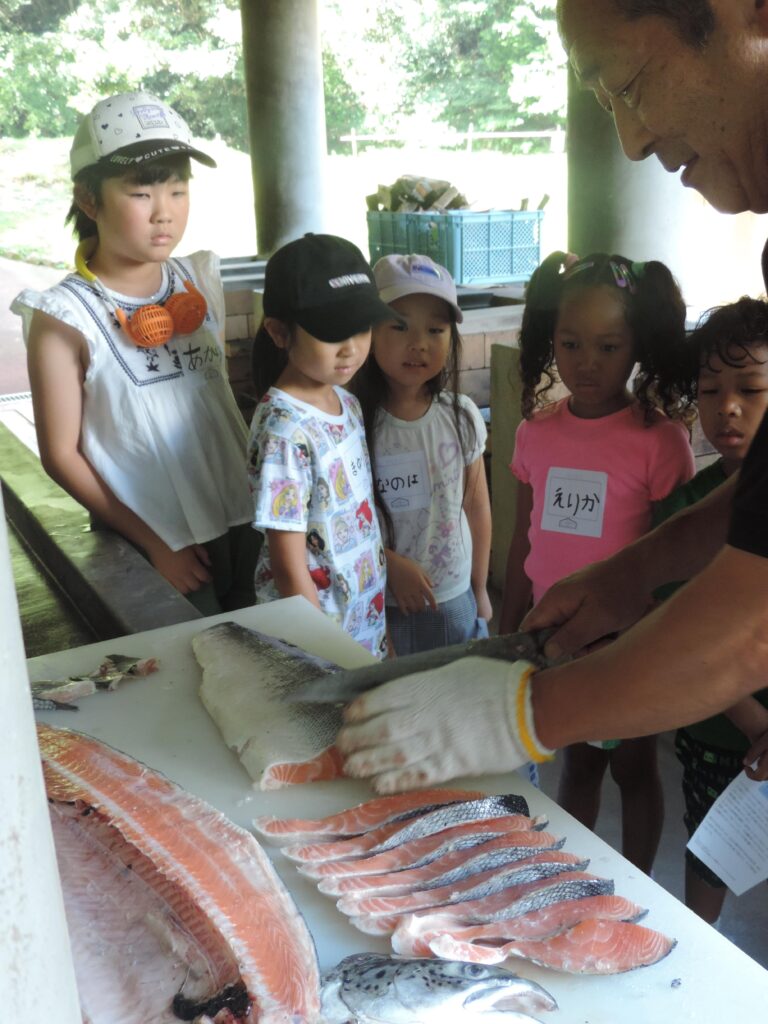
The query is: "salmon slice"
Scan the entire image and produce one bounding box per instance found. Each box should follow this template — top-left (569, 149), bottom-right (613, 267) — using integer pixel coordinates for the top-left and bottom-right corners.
top-left (283, 794), bottom-right (531, 864)
top-left (391, 880), bottom-right (626, 956)
top-left (350, 872), bottom-right (611, 937)
top-left (253, 788), bottom-right (485, 841)
top-left (339, 852), bottom-right (587, 919)
top-left (39, 723), bottom-right (320, 1024)
top-left (319, 831), bottom-right (565, 897)
top-left (193, 621), bottom-right (345, 791)
top-left (297, 816), bottom-right (548, 881)
top-left (431, 918), bottom-right (677, 973)
top-left (260, 745), bottom-right (345, 789)
top-left (389, 895), bottom-right (645, 959)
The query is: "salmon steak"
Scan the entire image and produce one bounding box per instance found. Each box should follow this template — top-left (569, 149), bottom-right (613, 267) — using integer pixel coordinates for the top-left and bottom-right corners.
top-left (431, 917), bottom-right (677, 973)
top-left (39, 723), bottom-right (320, 1024)
top-left (392, 892), bottom-right (646, 957)
top-left (297, 816), bottom-right (548, 881)
top-left (192, 621), bottom-right (346, 790)
top-left (253, 787), bottom-right (487, 842)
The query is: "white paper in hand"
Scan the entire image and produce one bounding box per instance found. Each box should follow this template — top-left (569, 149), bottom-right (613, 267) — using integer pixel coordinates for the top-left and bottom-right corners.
top-left (687, 772), bottom-right (768, 896)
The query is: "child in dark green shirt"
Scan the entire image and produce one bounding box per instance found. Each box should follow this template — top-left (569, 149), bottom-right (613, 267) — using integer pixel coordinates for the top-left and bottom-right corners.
top-left (652, 297), bottom-right (768, 924)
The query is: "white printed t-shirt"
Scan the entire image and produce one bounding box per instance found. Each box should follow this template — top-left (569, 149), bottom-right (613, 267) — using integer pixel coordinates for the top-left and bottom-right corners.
top-left (248, 386), bottom-right (387, 659)
top-left (373, 393), bottom-right (487, 605)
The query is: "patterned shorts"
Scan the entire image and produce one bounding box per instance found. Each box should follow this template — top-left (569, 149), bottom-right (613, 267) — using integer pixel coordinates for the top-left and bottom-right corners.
top-left (387, 586), bottom-right (489, 656)
top-left (675, 729), bottom-right (746, 889)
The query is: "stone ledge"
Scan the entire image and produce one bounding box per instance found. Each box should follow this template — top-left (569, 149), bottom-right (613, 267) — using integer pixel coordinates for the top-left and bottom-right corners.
top-left (1, 424), bottom-right (202, 640)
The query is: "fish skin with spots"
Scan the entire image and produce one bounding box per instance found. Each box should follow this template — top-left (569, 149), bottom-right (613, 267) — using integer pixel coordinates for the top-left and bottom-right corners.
top-left (319, 953), bottom-right (556, 1022)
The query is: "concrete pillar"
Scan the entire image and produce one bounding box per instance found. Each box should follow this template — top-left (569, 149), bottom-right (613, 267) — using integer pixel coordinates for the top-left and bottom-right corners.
top-left (566, 70), bottom-right (764, 314)
top-left (241, 0), bottom-right (327, 255)
top-left (0, 495), bottom-right (81, 1019)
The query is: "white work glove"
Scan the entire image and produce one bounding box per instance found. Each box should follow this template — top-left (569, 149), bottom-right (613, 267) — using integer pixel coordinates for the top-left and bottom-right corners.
top-left (337, 657), bottom-right (555, 794)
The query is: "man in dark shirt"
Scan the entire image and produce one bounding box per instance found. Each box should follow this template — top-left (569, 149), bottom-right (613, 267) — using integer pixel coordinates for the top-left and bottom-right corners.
top-left (336, 0), bottom-right (768, 793)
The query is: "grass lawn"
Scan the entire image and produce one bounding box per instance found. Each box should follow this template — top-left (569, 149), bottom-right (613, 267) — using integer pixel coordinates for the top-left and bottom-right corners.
top-left (0, 136), bottom-right (568, 270)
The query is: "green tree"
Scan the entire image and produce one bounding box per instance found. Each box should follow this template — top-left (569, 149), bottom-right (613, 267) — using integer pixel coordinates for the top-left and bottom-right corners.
top-left (402, 0), bottom-right (565, 149)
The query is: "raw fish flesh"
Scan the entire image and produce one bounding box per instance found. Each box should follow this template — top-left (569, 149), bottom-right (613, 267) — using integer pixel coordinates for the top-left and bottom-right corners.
top-left (192, 621), bottom-right (345, 790)
top-left (31, 653), bottom-right (158, 709)
top-left (254, 787), bottom-right (485, 841)
top-left (339, 852), bottom-right (588, 919)
top-left (297, 816), bottom-right (548, 881)
top-left (318, 831), bottom-right (565, 897)
top-left (392, 885), bottom-right (638, 957)
top-left (39, 722), bottom-right (320, 1024)
top-left (320, 953), bottom-right (557, 1023)
top-left (284, 794), bottom-right (530, 863)
top-left (430, 918), bottom-right (677, 973)
top-left (350, 872), bottom-right (611, 937)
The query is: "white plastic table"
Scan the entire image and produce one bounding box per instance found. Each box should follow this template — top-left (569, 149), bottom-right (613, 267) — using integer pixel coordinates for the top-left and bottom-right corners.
top-left (32, 597), bottom-right (768, 1021)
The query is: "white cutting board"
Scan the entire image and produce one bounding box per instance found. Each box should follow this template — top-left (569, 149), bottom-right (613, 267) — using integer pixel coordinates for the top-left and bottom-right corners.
top-left (31, 596), bottom-right (768, 1020)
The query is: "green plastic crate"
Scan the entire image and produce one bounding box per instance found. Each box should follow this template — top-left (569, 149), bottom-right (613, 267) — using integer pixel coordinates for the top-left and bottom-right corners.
top-left (367, 209), bottom-right (543, 285)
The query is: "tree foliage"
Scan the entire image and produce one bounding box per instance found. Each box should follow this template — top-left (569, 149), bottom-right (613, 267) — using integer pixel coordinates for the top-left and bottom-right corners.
top-left (0, 0), bottom-right (564, 154)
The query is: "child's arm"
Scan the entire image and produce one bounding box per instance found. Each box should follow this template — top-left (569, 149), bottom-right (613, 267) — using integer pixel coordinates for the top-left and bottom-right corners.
top-left (724, 696), bottom-right (768, 780)
top-left (463, 454), bottom-right (492, 621)
top-left (498, 480), bottom-right (533, 634)
top-left (385, 549), bottom-right (437, 615)
top-left (27, 311), bottom-right (212, 594)
top-left (266, 529), bottom-right (322, 609)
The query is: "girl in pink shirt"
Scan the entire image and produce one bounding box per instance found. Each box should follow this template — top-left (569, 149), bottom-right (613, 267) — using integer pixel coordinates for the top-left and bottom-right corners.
top-left (499, 251), bottom-right (695, 874)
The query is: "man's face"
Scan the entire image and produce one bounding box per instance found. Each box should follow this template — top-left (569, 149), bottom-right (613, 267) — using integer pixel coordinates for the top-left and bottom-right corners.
top-left (559, 0), bottom-right (768, 213)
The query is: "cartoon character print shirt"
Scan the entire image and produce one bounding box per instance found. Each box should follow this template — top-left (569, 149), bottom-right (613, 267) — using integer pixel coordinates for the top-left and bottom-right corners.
top-left (373, 393), bottom-right (487, 605)
top-left (248, 386), bottom-right (387, 659)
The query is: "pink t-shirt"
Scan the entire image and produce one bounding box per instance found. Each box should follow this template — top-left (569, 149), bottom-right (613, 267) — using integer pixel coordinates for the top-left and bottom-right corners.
top-left (511, 398), bottom-right (695, 602)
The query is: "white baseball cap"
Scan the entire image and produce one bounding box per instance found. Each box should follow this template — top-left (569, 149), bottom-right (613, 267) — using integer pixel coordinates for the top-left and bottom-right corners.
top-left (373, 253), bottom-right (463, 323)
top-left (70, 91), bottom-right (216, 178)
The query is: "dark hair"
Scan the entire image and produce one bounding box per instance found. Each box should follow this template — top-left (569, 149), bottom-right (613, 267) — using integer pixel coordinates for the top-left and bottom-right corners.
top-left (251, 318), bottom-right (291, 401)
top-left (685, 297), bottom-right (768, 401)
top-left (613, 0), bottom-right (715, 47)
top-left (519, 250), bottom-right (692, 422)
top-left (352, 316), bottom-right (477, 547)
top-left (66, 154), bottom-right (192, 241)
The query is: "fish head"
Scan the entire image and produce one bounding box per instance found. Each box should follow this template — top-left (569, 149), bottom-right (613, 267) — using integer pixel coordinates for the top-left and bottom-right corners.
top-left (388, 959), bottom-right (555, 1018)
top-left (393, 960), bottom-right (557, 1017)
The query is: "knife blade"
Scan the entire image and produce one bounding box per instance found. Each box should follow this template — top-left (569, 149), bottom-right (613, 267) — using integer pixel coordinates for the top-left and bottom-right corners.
top-left (287, 629), bottom-right (559, 704)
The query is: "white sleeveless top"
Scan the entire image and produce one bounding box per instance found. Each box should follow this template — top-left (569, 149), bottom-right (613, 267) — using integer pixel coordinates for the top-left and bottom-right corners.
top-left (12, 250), bottom-right (252, 550)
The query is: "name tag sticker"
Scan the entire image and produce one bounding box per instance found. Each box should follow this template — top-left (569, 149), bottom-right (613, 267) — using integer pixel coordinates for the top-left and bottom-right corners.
top-left (376, 451), bottom-right (431, 511)
top-left (540, 467), bottom-right (607, 538)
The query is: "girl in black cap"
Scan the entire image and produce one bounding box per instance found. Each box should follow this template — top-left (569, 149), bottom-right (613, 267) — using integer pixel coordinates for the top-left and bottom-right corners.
top-left (248, 234), bottom-right (394, 659)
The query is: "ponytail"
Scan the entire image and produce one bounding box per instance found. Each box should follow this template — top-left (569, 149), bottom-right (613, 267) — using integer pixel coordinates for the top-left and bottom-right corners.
top-left (251, 319), bottom-right (289, 401)
top-left (519, 251), bottom-right (570, 418)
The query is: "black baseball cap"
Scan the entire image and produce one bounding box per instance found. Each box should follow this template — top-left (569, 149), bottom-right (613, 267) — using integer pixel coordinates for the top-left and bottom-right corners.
top-left (263, 233), bottom-right (397, 343)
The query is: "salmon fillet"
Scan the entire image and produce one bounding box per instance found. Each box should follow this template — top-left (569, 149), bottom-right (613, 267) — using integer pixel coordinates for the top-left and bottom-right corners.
top-left (39, 723), bottom-right (320, 1024)
top-left (391, 894), bottom-right (646, 957)
top-left (296, 815), bottom-right (547, 881)
top-left (253, 787), bottom-right (485, 841)
top-left (431, 917), bottom-right (677, 973)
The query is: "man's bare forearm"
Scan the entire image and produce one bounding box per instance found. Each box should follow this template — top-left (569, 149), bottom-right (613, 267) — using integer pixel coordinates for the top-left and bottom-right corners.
top-left (531, 543), bottom-right (768, 748)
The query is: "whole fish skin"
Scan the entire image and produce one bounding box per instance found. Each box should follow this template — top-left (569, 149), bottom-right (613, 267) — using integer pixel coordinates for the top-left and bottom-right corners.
top-left (192, 621), bottom-right (345, 790)
top-left (320, 953), bottom-right (556, 1022)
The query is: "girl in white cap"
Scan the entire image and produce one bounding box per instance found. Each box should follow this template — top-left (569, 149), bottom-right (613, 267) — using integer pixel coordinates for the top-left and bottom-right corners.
top-left (353, 253), bottom-right (492, 656)
top-left (12, 91), bottom-right (255, 613)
